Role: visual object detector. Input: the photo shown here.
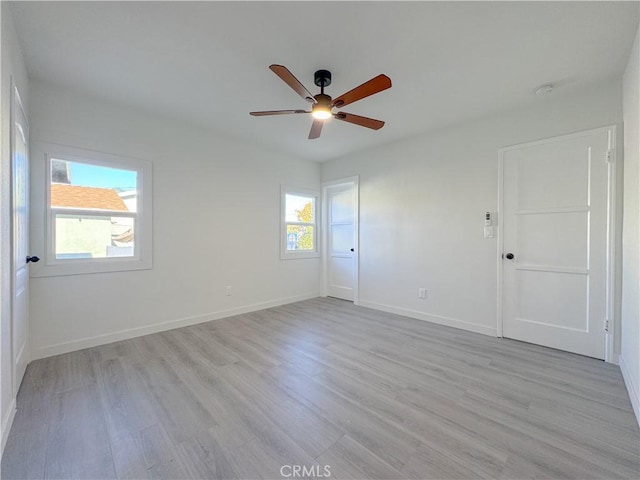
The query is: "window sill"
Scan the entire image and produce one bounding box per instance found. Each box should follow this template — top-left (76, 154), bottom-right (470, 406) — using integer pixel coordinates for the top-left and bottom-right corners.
top-left (280, 251), bottom-right (320, 260)
top-left (30, 256), bottom-right (152, 277)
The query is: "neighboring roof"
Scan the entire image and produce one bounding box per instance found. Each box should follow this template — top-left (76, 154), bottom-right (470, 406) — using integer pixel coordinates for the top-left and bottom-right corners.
top-left (51, 184), bottom-right (129, 211)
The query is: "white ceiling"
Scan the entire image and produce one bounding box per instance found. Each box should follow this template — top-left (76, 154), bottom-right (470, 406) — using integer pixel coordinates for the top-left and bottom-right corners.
top-left (10, 1), bottom-right (640, 162)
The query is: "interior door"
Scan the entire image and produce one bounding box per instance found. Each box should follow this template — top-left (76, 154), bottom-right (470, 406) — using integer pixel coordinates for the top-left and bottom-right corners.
top-left (326, 182), bottom-right (357, 301)
top-left (501, 127), bottom-right (612, 359)
top-left (11, 86), bottom-right (30, 393)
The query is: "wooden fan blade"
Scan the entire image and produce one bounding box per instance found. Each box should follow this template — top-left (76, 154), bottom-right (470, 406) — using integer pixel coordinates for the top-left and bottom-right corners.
top-left (331, 74), bottom-right (391, 108)
top-left (309, 119), bottom-right (324, 139)
top-left (269, 65), bottom-right (316, 104)
top-left (250, 110), bottom-right (309, 116)
top-left (334, 112), bottom-right (385, 130)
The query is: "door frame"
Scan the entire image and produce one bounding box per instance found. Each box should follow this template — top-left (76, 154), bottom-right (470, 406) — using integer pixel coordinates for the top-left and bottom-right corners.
top-left (321, 176), bottom-right (359, 304)
top-left (497, 125), bottom-right (617, 363)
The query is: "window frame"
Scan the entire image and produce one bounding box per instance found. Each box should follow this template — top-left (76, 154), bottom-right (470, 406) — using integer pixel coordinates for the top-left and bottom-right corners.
top-left (280, 186), bottom-right (320, 260)
top-left (31, 142), bottom-right (152, 277)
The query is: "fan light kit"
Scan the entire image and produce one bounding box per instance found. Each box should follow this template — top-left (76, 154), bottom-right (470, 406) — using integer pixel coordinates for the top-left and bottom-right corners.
top-left (250, 65), bottom-right (392, 140)
top-left (312, 106), bottom-right (332, 120)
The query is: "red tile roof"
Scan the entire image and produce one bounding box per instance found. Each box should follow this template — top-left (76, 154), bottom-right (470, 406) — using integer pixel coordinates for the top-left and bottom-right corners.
top-left (51, 184), bottom-right (129, 211)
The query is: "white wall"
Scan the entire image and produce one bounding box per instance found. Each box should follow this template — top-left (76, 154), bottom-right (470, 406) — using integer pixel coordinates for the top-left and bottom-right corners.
top-left (322, 82), bottom-right (623, 340)
top-left (28, 80), bottom-right (320, 359)
top-left (621, 23), bottom-right (640, 425)
top-left (0, 3), bottom-right (29, 454)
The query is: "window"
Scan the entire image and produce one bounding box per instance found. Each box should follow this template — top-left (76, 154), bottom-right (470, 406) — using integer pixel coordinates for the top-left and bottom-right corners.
top-left (32, 143), bottom-right (152, 276)
top-left (281, 186), bottom-right (319, 259)
top-left (51, 160), bottom-right (137, 260)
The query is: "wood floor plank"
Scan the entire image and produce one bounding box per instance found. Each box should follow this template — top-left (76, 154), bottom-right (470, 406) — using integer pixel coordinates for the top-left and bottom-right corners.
top-left (32, 349), bottom-right (96, 395)
top-left (223, 432), bottom-right (318, 480)
top-left (311, 365), bottom-right (509, 478)
top-left (401, 385), bottom-right (637, 479)
top-left (43, 384), bottom-right (116, 480)
top-left (401, 444), bottom-right (486, 480)
top-left (0, 364), bottom-right (50, 479)
top-left (90, 352), bottom-right (158, 444)
top-left (184, 430), bottom-right (240, 480)
top-left (140, 423), bottom-right (191, 478)
top-left (152, 342), bottom-right (260, 451)
top-left (266, 363), bottom-right (422, 471)
top-left (207, 328), bottom-right (282, 371)
top-left (217, 362), bottom-right (344, 458)
top-left (110, 431), bottom-right (152, 480)
top-left (132, 355), bottom-right (217, 445)
top-left (316, 434), bottom-right (406, 480)
top-left (111, 422), bottom-right (192, 480)
top-left (2, 297), bottom-right (638, 480)
top-left (170, 326), bottom-right (240, 367)
top-left (370, 341), bottom-right (633, 418)
top-left (172, 438), bottom-right (228, 480)
top-left (458, 389), bottom-right (640, 477)
top-left (160, 329), bottom-right (336, 474)
top-left (527, 396), bottom-right (640, 441)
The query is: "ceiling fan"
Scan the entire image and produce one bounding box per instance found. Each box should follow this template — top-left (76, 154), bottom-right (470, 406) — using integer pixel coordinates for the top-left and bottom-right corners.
top-left (250, 65), bottom-right (392, 140)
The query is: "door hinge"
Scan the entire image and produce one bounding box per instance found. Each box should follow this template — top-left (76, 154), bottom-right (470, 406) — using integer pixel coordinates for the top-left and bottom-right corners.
top-left (606, 149), bottom-right (614, 163)
top-left (604, 318), bottom-right (610, 333)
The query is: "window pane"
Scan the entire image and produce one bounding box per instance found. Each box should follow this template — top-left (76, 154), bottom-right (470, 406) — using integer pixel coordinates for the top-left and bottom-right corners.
top-left (51, 159), bottom-right (138, 212)
top-left (285, 194), bottom-right (314, 223)
top-left (286, 224), bottom-right (314, 251)
top-left (54, 213), bottom-right (135, 259)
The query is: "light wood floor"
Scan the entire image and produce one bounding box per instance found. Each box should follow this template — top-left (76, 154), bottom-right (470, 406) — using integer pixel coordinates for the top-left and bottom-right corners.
top-left (2, 297), bottom-right (639, 479)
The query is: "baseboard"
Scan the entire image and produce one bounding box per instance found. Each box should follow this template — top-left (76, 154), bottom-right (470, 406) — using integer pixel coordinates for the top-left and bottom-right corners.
top-left (357, 299), bottom-right (497, 337)
top-left (1, 398), bottom-right (17, 456)
top-left (619, 353), bottom-right (640, 427)
top-left (14, 342), bottom-right (28, 387)
top-left (31, 292), bottom-right (319, 360)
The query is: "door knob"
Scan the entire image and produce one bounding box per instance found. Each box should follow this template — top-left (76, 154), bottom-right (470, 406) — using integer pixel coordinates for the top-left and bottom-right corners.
top-left (26, 255), bottom-right (40, 264)
top-left (350, 248), bottom-right (354, 252)
top-left (505, 253), bottom-right (514, 260)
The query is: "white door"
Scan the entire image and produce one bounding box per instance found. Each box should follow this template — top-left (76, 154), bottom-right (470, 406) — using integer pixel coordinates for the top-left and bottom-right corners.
top-left (501, 127), bottom-right (614, 359)
top-left (11, 86), bottom-right (30, 393)
top-left (324, 180), bottom-right (358, 301)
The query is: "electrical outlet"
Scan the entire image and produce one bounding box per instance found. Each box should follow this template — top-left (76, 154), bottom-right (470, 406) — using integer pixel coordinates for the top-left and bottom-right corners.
top-left (225, 285), bottom-right (232, 296)
top-left (418, 288), bottom-right (427, 299)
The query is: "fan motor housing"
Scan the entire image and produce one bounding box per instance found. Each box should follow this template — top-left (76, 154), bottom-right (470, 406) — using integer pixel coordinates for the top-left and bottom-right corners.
top-left (314, 70), bottom-right (332, 88)
top-left (314, 93), bottom-right (332, 107)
